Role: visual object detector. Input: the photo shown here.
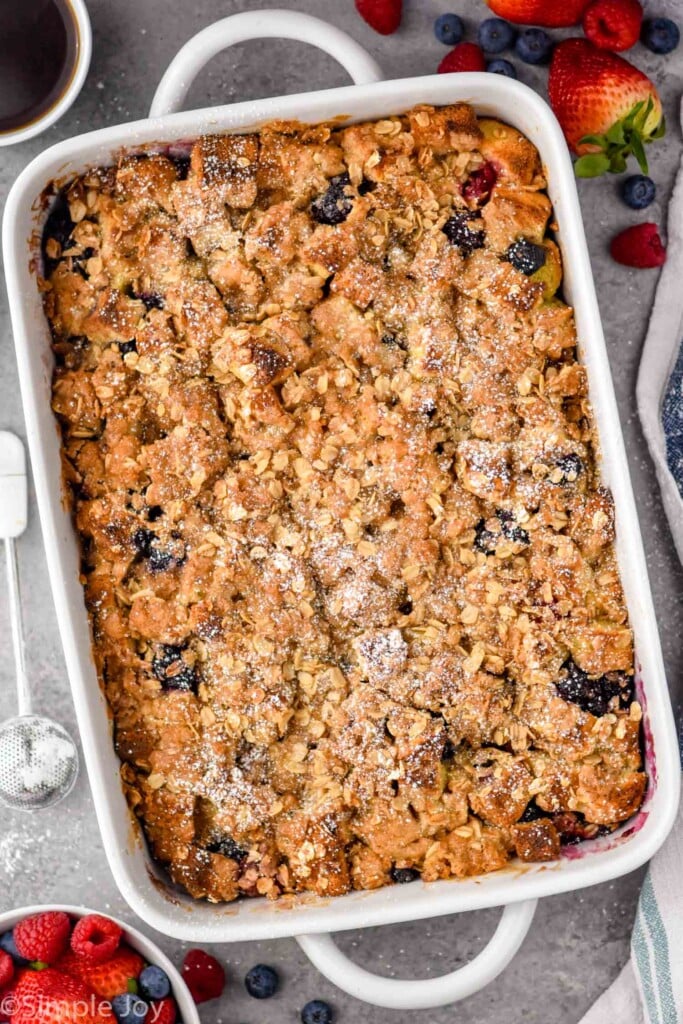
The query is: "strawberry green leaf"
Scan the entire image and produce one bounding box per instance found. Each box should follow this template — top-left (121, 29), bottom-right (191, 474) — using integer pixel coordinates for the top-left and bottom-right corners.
top-left (574, 154), bottom-right (611, 177)
top-left (579, 133), bottom-right (609, 148)
top-left (609, 152), bottom-right (627, 174)
top-left (127, 979), bottom-right (139, 994)
top-left (631, 133), bottom-right (649, 174)
top-left (652, 117), bottom-right (667, 140)
top-left (605, 122), bottom-right (626, 146)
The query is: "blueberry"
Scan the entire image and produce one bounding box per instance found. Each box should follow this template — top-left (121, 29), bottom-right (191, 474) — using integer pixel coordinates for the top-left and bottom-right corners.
top-left (381, 333), bottom-right (408, 351)
top-left (138, 965), bottom-right (171, 1001)
top-left (207, 836), bottom-right (248, 862)
top-left (555, 659), bottom-right (634, 717)
top-left (554, 453), bottom-right (584, 483)
top-left (170, 154), bottom-right (191, 179)
top-left (43, 194), bottom-right (75, 272)
top-left (434, 13), bottom-right (464, 46)
top-left (506, 238), bottom-right (546, 275)
top-left (135, 291), bottom-right (165, 311)
top-left (358, 178), bottom-right (376, 196)
top-left (390, 866), bottom-right (420, 884)
top-left (474, 511), bottom-right (528, 555)
top-left (302, 1000), bottom-right (334, 1024)
top-left (487, 58), bottom-right (517, 78)
top-left (519, 800), bottom-right (547, 823)
top-left (132, 527), bottom-right (155, 558)
top-left (133, 527), bottom-right (185, 572)
top-left (515, 28), bottom-right (553, 65)
top-left (152, 644), bottom-right (198, 693)
top-left (478, 18), bottom-right (516, 53)
top-left (0, 930), bottom-right (29, 966)
top-left (497, 508), bottom-right (529, 545)
top-left (620, 174), bottom-right (656, 210)
top-left (441, 738), bottom-right (457, 761)
top-left (245, 964), bottom-right (279, 999)
top-left (641, 17), bottom-right (680, 54)
top-left (112, 993), bottom-right (148, 1024)
top-left (119, 339), bottom-right (137, 355)
top-left (311, 174), bottom-right (353, 225)
top-left (474, 518), bottom-right (499, 555)
top-left (442, 212), bottom-right (485, 255)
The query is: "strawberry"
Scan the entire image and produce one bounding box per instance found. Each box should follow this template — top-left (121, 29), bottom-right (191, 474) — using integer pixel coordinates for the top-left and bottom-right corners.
top-left (486, 0), bottom-right (590, 27)
top-left (0, 983), bottom-right (15, 1023)
top-left (610, 223), bottom-right (666, 267)
top-left (70, 916), bottom-right (122, 964)
top-left (12, 967), bottom-right (110, 1024)
top-left (56, 946), bottom-right (144, 1001)
top-left (145, 997), bottom-right (177, 1024)
top-left (0, 953), bottom-right (12, 990)
top-left (355, 0), bottom-right (401, 35)
top-left (14, 912), bottom-right (71, 965)
top-left (548, 39), bottom-right (664, 176)
top-left (583, 0), bottom-right (643, 51)
top-left (438, 42), bottom-right (486, 73)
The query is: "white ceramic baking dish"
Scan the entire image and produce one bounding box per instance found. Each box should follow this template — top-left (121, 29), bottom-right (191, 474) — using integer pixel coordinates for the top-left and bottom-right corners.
top-left (3, 10), bottom-right (680, 1011)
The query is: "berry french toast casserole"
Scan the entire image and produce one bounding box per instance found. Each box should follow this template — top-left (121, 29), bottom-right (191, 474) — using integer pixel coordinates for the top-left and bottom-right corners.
top-left (41, 102), bottom-right (645, 903)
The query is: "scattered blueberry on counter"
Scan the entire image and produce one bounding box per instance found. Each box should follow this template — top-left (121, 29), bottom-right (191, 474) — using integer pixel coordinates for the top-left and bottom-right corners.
top-left (515, 27), bottom-right (554, 64)
top-left (477, 17), bottom-right (516, 53)
top-left (434, 12), bottom-right (464, 45)
top-left (641, 17), bottom-right (680, 54)
top-left (487, 58), bottom-right (518, 76)
top-left (620, 174), bottom-right (656, 210)
top-left (302, 999), bottom-right (334, 1024)
top-left (244, 963), bottom-right (279, 999)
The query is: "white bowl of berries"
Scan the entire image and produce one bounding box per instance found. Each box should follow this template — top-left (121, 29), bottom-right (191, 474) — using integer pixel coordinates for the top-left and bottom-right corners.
top-left (0, 907), bottom-right (202, 1024)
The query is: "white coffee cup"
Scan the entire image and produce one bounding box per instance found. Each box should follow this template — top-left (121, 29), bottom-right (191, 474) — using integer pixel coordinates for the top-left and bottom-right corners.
top-left (0, 0), bottom-right (91, 147)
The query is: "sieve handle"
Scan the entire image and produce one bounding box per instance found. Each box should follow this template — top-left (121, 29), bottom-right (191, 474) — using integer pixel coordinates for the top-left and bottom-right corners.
top-left (5, 538), bottom-right (30, 717)
top-left (1, 432), bottom-right (30, 716)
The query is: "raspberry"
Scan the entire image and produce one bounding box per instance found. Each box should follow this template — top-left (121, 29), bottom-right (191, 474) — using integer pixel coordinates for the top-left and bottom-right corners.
top-left (70, 915), bottom-right (122, 963)
top-left (610, 223), bottom-right (666, 268)
top-left (583, 0), bottom-right (643, 51)
top-left (0, 954), bottom-right (12, 991)
top-left (462, 161), bottom-right (498, 203)
top-left (145, 998), bottom-right (177, 1024)
top-left (14, 912), bottom-right (71, 964)
top-left (181, 949), bottom-right (225, 1004)
top-left (438, 42), bottom-right (486, 73)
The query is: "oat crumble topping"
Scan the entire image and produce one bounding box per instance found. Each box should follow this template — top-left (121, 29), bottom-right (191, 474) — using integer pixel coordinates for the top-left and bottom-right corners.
top-left (42, 104), bottom-right (644, 902)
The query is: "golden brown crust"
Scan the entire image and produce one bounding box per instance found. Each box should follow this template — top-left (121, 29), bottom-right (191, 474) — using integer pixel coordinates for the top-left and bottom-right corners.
top-left (43, 105), bottom-right (643, 904)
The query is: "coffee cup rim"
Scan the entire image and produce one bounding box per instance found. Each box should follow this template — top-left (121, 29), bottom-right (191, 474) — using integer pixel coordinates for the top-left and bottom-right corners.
top-left (0, 0), bottom-right (92, 147)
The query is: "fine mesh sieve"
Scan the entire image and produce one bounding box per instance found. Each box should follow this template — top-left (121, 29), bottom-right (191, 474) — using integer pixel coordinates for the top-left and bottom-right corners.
top-left (0, 431), bottom-right (79, 810)
top-left (0, 715), bottom-right (78, 810)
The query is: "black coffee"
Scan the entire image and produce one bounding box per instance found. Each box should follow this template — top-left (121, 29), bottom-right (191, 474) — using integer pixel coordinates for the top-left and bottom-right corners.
top-left (0, 0), bottom-right (79, 134)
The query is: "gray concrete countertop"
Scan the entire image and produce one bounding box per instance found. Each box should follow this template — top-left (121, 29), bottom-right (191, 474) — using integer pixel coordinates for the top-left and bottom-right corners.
top-left (0, 2), bottom-right (681, 1022)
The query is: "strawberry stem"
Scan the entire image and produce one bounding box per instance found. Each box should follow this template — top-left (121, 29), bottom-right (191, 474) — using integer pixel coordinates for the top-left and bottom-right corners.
top-left (574, 98), bottom-right (665, 178)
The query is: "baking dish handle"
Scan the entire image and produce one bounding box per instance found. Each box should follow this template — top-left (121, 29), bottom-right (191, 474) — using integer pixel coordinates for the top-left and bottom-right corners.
top-left (296, 898), bottom-right (537, 1010)
top-left (149, 9), bottom-right (384, 118)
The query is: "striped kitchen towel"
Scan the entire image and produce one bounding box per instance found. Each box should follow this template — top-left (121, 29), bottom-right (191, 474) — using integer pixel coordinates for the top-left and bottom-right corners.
top-left (579, 807), bottom-right (683, 1024)
top-left (581, 98), bottom-right (683, 1024)
top-left (636, 96), bottom-right (683, 561)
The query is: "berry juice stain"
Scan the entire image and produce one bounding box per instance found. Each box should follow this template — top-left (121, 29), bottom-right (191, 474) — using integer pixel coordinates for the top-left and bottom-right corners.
top-left (0, 1), bottom-right (79, 134)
